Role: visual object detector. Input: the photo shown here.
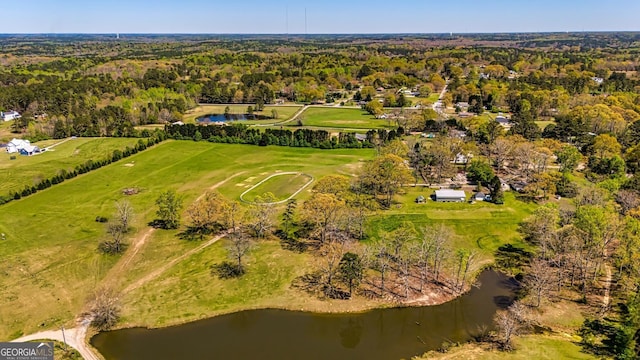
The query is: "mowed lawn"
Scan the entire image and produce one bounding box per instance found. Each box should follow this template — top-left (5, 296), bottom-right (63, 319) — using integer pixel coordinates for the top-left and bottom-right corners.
top-left (0, 141), bottom-right (374, 340)
top-left (367, 188), bottom-right (537, 264)
top-left (0, 137), bottom-right (142, 196)
top-left (241, 172), bottom-right (313, 202)
top-left (183, 104), bottom-right (301, 124)
top-left (295, 107), bottom-right (395, 129)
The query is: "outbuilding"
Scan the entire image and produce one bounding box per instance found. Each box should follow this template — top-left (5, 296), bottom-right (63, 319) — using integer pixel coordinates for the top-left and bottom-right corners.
top-left (474, 192), bottom-right (487, 201)
top-left (1, 111), bottom-right (21, 121)
top-left (435, 189), bottom-right (466, 202)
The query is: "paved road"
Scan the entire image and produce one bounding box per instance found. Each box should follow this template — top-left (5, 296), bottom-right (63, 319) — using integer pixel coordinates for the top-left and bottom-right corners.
top-left (432, 82), bottom-right (449, 117)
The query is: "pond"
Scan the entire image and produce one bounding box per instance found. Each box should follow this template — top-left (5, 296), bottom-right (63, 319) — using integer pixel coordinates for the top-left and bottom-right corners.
top-left (91, 270), bottom-right (517, 360)
top-left (196, 113), bottom-right (271, 122)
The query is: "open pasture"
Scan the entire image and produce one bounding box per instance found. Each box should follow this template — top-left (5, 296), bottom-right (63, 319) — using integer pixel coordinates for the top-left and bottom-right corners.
top-left (0, 137), bottom-right (142, 196)
top-left (0, 141), bottom-right (373, 339)
top-left (294, 107), bottom-right (394, 129)
top-left (367, 188), bottom-right (536, 263)
top-left (240, 172), bottom-right (314, 203)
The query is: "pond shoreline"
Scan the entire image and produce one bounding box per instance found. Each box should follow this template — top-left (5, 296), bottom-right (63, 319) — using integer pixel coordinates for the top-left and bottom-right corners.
top-left (92, 270), bottom-right (518, 360)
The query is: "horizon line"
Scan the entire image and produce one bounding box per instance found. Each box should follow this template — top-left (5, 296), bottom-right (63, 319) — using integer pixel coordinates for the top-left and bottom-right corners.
top-left (0, 30), bottom-right (639, 36)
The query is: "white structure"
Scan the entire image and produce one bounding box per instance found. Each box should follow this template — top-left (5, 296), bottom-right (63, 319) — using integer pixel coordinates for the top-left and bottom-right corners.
top-left (435, 189), bottom-right (466, 202)
top-left (496, 116), bottom-right (510, 124)
top-left (1, 111), bottom-right (21, 121)
top-left (6, 138), bottom-right (39, 155)
top-left (454, 153), bottom-right (472, 164)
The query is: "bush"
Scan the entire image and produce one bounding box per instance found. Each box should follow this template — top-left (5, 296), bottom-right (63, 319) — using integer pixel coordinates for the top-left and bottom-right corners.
top-left (87, 288), bottom-right (120, 331)
top-left (211, 261), bottom-right (245, 279)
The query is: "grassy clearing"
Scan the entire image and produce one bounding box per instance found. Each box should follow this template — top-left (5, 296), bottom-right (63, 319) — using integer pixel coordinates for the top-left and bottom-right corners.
top-left (183, 104), bottom-right (301, 124)
top-left (0, 137), bottom-right (141, 196)
top-left (294, 107), bottom-right (394, 129)
top-left (367, 188), bottom-right (537, 263)
top-left (0, 141), bottom-right (374, 340)
top-left (241, 172), bottom-right (313, 202)
top-left (419, 334), bottom-right (596, 360)
top-left (536, 120), bottom-right (555, 130)
top-left (119, 238), bottom-right (388, 328)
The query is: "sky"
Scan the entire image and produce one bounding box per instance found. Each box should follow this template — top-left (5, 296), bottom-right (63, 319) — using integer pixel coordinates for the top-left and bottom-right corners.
top-left (2, 0), bottom-right (639, 34)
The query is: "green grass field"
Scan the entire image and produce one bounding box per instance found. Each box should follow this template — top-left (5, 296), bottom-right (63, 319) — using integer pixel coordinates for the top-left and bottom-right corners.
top-left (367, 188), bottom-right (537, 263)
top-left (241, 172), bottom-right (313, 203)
top-left (294, 107), bottom-right (395, 129)
top-left (0, 121), bottom-right (13, 142)
top-left (0, 141), bottom-right (374, 340)
top-left (183, 104), bottom-right (301, 124)
top-left (420, 335), bottom-right (596, 360)
top-left (0, 137), bottom-right (142, 196)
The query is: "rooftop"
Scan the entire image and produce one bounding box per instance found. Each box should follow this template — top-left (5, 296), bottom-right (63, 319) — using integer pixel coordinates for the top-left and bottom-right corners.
top-left (435, 189), bottom-right (466, 198)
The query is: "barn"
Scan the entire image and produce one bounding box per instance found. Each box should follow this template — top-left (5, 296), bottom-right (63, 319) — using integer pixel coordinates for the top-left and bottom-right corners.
top-left (434, 189), bottom-right (466, 202)
top-left (6, 138), bottom-right (40, 155)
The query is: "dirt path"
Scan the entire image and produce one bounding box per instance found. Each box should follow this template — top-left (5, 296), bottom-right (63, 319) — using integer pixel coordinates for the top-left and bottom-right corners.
top-left (12, 174), bottom-right (244, 359)
top-left (196, 171), bottom-right (247, 202)
top-left (44, 137), bottom-right (75, 150)
top-left (601, 245), bottom-right (613, 310)
top-left (12, 319), bottom-right (99, 360)
top-left (123, 229), bottom-right (232, 293)
top-left (254, 105), bottom-right (309, 127)
top-left (99, 227), bottom-right (156, 289)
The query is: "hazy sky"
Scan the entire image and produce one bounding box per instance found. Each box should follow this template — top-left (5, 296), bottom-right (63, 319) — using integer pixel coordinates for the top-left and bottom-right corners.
top-left (3, 0), bottom-right (639, 34)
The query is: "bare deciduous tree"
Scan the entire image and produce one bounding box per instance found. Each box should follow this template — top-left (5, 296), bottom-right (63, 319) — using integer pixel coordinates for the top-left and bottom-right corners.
top-left (525, 257), bottom-right (554, 307)
top-left (494, 301), bottom-right (528, 350)
top-left (115, 200), bottom-right (134, 232)
top-left (247, 192), bottom-right (277, 238)
top-left (87, 288), bottom-right (121, 331)
top-left (369, 240), bottom-right (391, 296)
top-left (227, 228), bottom-right (253, 271)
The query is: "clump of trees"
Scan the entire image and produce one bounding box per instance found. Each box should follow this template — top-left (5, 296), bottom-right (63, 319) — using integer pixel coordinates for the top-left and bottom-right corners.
top-left (99, 200), bottom-right (134, 254)
top-left (154, 190), bottom-right (184, 229)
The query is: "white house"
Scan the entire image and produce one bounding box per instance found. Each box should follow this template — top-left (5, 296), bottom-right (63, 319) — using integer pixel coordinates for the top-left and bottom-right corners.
top-left (1, 111), bottom-right (21, 121)
top-left (6, 138), bottom-right (39, 155)
top-left (435, 189), bottom-right (466, 202)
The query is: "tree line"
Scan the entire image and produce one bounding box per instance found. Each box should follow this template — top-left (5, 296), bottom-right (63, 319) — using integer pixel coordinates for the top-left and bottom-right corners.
top-left (165, 123), bottom-right (403, 149)
top-left (0, 130), bottom-right (166, 206)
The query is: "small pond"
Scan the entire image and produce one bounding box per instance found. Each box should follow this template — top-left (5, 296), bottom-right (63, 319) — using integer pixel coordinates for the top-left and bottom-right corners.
top-left (196, 113), bottom-right (271, 122)
top-left (91, 270), bottom-right (517, 360)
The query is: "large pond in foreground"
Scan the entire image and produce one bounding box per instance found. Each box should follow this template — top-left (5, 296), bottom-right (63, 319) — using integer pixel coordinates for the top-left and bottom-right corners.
top-left (91, 270), bottom-right (517, 360)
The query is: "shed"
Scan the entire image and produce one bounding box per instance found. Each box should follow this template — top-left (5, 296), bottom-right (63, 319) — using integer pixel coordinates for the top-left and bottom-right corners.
top-left (435, 189), bottom-right (466, 202)
top-left (415, 195), bottom-right (426, 204)
top-left (474, 192), bottom-right (486, 201)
